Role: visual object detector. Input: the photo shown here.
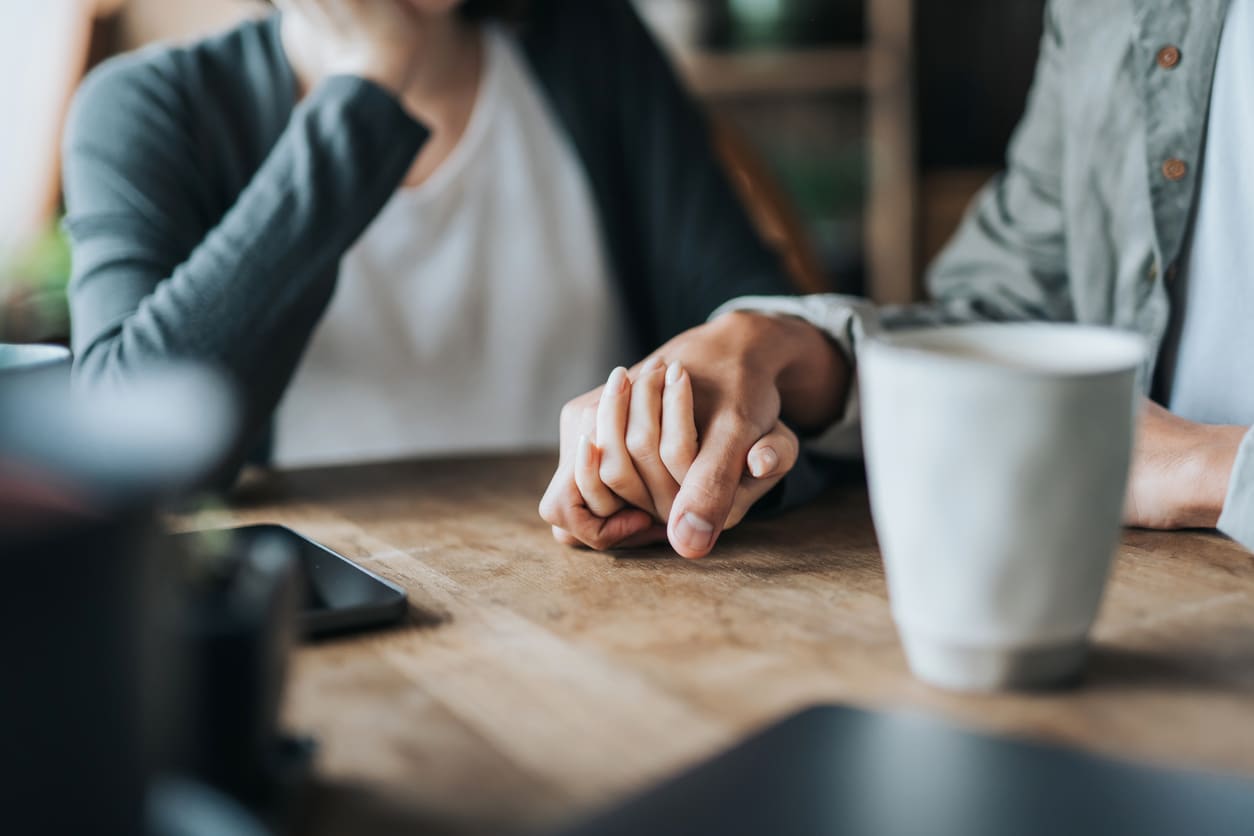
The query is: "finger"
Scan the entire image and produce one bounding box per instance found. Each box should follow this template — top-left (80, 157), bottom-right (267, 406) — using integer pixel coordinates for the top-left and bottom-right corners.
top-left (659, 361), bottom-right (698, 484)
top-left (626, 357), bottom-right (680, 520)
top-left (552, 523), bottom-right (667, 550)
top-left (565, 506), bottom-right (659, 551)
top-left (613, 524), bottom-right (670, 549)
top-left (575, 435), bottom-right (624, 518)
top-left (541, 474), bottom-right (656, 550)
top-left (746, 422), bottom-right (800, 481)
top-left (668, 417), bottom-right (758, 559)
top-left (552, 526), bottom-right (583, 547)
top-left (724, 423), bottom-right (801, 528)
top-left (596, 366), bottom-right (654, 511)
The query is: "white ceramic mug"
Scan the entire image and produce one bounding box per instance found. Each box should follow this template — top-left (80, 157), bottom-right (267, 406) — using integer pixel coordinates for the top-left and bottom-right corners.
top-left (859, 323), bottom-right (1145, 692)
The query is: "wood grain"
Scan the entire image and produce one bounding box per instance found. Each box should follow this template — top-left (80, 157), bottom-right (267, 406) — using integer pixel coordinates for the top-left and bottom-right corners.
top-left (184, 454), bottom-right (1254, 835)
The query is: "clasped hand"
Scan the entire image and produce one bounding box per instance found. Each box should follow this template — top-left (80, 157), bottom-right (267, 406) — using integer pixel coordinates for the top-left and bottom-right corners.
top-left (540, 314), bottom-right (814, 559)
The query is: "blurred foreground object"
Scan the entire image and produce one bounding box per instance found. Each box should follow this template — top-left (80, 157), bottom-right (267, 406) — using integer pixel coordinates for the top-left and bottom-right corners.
top-left (558, 705), bottom-right (1254, 836)
top-left (0, 358), bottom-right (302, 835)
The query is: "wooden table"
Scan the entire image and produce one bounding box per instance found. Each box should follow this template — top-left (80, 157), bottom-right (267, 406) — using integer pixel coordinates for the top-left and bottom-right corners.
top-left (187, 454), bottom-right (1254, 835)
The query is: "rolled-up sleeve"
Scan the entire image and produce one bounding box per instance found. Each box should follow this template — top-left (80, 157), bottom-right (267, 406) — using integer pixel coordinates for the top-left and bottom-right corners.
top-left (1217, 428), bottom-right (1254, 550)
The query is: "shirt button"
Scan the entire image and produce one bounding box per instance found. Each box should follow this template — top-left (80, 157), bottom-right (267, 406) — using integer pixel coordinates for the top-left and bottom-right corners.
top-left (1157, 45), bottom-right (1182, 69)
top-left (1162, 158), bottom-right (1188, 181)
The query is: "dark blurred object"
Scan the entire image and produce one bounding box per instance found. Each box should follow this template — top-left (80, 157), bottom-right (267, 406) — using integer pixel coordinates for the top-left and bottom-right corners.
top-left (0, 361), bottom-right (296, 835)
top-left (556, 705), bottom-right (1254, 836)
top-left (178, 525), bottom-right (409, 639)
top-left (175, 527), bottom-right (312, 822)
top-left (917, 0), bottom-right (1046, 168)
top-left (2, 510), bottom-right (167, 836)
top-left (707, 0), bottom-right (864, 49)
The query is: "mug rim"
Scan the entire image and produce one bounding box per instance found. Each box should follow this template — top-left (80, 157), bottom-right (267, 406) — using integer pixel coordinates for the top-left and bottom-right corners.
top-left (0, 342), bottom-right (71, 373)
top-left (863, 323), bottom-right (1145, 379)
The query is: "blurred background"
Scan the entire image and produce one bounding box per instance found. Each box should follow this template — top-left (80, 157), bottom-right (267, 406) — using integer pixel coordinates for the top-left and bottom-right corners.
top-left (0, 0), bottom-right (1046, 344)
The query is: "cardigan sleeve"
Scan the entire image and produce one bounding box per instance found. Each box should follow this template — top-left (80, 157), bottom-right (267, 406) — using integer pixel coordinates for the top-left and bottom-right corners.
top-left (63, 52), bottom-right (429, 471)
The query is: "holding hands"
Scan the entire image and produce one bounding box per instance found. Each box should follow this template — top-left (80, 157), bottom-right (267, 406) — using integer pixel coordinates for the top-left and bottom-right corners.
top-left (541, 312), bottom-right (850, 558)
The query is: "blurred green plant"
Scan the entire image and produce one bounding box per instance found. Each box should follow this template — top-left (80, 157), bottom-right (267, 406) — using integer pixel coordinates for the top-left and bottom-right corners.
top-left (0, 221), bottom-right (72, 344)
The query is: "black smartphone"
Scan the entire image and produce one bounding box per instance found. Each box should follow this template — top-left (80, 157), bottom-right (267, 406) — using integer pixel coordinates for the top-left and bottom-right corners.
top-left (175, 524), bottom-right (408, 638)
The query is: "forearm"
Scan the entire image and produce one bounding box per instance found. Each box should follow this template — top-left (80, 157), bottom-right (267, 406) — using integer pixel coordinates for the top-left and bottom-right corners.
top-left (69, 77), bottom-right (427, 372)
top-left (66, 75), bottom-right (428, 468)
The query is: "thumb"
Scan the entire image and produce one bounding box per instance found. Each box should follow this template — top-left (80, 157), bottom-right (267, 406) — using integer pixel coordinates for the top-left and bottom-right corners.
top-left (667, 422), bottom-right (752, 559)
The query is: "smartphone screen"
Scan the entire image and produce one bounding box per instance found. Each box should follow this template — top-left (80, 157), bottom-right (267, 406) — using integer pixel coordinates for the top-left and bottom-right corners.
top-left (174, 525), bottom-right (408, 637)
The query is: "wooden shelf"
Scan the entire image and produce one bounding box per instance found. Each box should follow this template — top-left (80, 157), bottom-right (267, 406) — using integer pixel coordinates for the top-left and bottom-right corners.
top-left (676, 47), bottom-right (867, 98)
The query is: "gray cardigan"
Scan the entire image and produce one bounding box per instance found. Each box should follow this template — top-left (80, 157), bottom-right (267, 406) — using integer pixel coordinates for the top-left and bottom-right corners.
top-left (62, 0), bottom-right (798, 474)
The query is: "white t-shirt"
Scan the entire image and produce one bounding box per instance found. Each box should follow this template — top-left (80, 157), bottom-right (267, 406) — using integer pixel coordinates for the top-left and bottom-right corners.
top-left (1167, 0), bottom-right (1254, 424)
top-left (273, 27), bottom-right (633, 468)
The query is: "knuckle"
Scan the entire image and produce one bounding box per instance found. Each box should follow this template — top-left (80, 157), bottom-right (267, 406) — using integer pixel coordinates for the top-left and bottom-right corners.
top-left (538, 494), bottom-right (562, 525)
top-left (551, 527), bottom-right (579, 546)
top-left (585, 531), bottom-right (616, 551)
top-left (599, 460), bottom-right (634, 493)
top-left (659, 438), bottom-right (695, 469)
top-left (625, 429), bottom-right (658, 461)
top-left (711, 407), bottom-right (763, 441)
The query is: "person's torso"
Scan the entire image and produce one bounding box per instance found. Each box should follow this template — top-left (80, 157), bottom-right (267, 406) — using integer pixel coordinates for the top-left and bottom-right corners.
top-left (271, 27), bottom-right (633, 467)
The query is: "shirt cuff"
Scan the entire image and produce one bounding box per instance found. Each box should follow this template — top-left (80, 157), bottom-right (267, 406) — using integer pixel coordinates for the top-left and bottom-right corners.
top-left (707, 294), bottom-right (880, 457)
top-left (1217, 427), bottom-right (1254, 551)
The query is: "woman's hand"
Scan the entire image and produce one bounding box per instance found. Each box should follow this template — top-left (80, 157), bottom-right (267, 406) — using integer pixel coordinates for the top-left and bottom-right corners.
top-left (275, 0), bottom-right (430, 96)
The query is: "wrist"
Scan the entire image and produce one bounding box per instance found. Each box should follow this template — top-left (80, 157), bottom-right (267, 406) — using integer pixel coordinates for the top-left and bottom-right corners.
top-left (1194, 426), bottom-right (1245, 526)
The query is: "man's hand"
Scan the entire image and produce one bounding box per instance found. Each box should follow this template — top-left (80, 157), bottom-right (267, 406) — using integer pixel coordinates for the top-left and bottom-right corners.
top-left (1124, 399), bottom-right (1244, 529)
top-left (540, 311), bottom-right (850, 558)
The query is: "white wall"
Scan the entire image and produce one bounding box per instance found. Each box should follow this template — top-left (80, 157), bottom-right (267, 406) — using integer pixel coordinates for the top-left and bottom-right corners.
top-left (0, 0), bottom-right (91, 257)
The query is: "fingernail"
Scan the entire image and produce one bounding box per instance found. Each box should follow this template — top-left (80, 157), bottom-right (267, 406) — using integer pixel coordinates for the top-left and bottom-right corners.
top-left (674, 512), bottom-right (715, 553)
top-left (666, 361), bottom-right (684, 385)
top-left (607, 366), bottom-right (627, 393)
top-left (749, 447), bottom-right (779, 478)
top-left (643, 355), bottom-right (665, 372)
